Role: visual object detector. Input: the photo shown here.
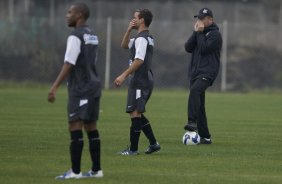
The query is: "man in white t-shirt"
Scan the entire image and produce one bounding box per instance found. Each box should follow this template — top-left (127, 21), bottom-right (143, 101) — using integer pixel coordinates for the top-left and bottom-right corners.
top-left (114, 9), bottom-right (160, 156)
top-left (47, 2), bottom-right (103, 179)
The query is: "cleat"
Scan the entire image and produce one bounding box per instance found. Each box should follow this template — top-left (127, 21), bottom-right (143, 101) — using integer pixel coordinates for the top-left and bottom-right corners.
top-left (83, 170), bottom-right (103, 178)
top-left (184, 122), bottom-right (198, 131)
top-left (55, 169), bottom-right (83, 180)
top-left (200, 137), bottom-right (212, 144)
top-left (117, 146), bottom-right (139, 156)
top-left (145, 142), bottom-right (161, 154)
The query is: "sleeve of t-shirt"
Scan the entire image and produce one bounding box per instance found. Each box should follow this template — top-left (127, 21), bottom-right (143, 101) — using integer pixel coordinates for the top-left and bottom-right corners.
top-left (64, 35), bottom-right (81, 65)
top-left (134, 37), bottom-right (148, 61)
top-left (128, 38), bottom-right (135, 49)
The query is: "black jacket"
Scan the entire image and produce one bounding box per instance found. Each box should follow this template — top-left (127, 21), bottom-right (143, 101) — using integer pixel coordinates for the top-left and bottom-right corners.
top-left (185, 23), bottom-right (222, 84)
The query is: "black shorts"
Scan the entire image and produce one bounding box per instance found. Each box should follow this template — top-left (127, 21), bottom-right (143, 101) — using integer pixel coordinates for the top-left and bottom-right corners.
top-left (67, 96), bottom-right (100, 123)
top-left (126, 87), bottom-right (153, 113)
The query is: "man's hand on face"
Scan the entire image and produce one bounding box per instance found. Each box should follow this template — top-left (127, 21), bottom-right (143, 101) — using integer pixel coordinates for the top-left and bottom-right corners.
top-left (194, 20), bottom-right (204, 32)
top-left (128, 19), bottom-right (137, 31)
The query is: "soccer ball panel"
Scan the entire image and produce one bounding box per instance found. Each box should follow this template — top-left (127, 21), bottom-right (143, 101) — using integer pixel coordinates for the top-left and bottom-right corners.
top-left (182, 131), bottom-right (200, 145)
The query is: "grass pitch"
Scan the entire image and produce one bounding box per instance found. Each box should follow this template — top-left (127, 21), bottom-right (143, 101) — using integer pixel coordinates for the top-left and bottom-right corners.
top-left (0, 87), bottom-right (282, 184)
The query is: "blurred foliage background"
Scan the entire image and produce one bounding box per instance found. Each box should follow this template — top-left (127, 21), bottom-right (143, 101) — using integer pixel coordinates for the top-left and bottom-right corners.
top-left (0, 0), bottom-right (282, 91)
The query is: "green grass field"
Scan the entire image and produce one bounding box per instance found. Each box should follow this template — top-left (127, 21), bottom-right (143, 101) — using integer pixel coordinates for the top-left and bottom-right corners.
top-left (0, 87), bottom-right (282, 184)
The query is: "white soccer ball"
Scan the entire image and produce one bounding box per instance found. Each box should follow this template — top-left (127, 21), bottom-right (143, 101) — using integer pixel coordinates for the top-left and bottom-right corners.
top-left (182, 131), bottom-right (200, 145)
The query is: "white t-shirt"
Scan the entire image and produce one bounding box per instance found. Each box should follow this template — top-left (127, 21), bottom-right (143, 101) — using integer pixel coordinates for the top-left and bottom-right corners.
top-left (64, 35), bottom-right (81, 65)
top-left (128, 37), bottom-right (148, 61)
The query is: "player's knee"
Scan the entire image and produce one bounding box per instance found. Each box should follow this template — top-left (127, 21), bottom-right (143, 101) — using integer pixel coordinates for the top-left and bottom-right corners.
top-left (190, 87), bottom-right (203, 96)
top-left (129, 111), bottom-right (141, 118)
top-left (69, 121), bottom-right (83, 131)
top-left (84, 121), bottom-right (97, 132)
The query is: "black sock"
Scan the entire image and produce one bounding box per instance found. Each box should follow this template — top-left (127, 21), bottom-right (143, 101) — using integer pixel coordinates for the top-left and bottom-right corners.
top-left (70, 130), bottom-right (83, 174)
top-left (141, 114), bottom-right (157, 145)
top-left (130, 117), bottom-right (142, 152)
top-left (87, 130), bottom-right (101, 172)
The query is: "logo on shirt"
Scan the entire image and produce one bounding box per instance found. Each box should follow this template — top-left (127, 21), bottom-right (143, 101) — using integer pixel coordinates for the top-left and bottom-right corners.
top-left (148, 37), bottom-right (154, 46)
top-left (83, 34), bottom-right (99, 45)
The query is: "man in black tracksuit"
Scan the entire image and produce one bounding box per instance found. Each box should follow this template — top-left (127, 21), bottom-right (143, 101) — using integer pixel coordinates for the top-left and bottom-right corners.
top-left (184, 8), bottom-right (222, 144)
